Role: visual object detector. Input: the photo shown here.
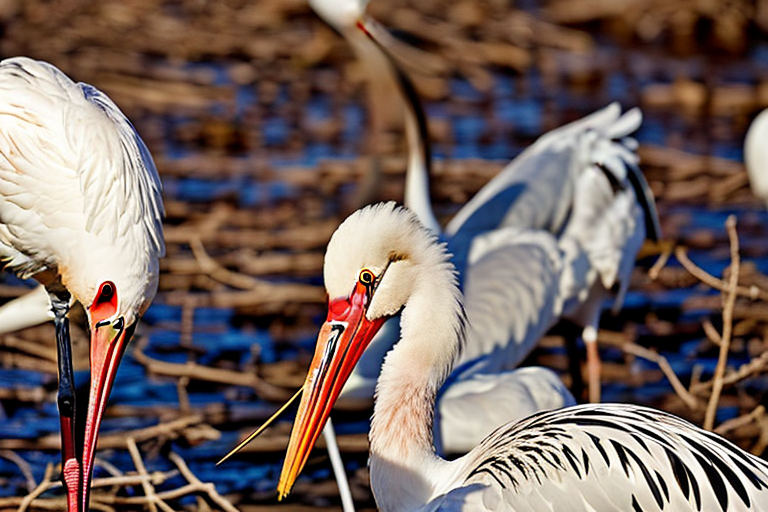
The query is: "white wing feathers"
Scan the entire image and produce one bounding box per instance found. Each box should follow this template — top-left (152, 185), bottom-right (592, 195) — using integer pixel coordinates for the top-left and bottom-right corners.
top-left (431, 404), bottom-right (768, 512)
top-left (451, 104), bottom-right (648, 371)
top-left (435, 367), bottom-right (576, 456)
top-left (0, 57), bottom-right (164, 280)
top-left (456, 228), bottom-right (564, 373)
top-left (77, 83), bottom-right (165, 258)
top-left (444, 103), bottom-right (641, 240)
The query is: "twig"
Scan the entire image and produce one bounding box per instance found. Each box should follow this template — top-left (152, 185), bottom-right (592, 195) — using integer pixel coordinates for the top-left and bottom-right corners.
top-left (715, 405), bottom-right (766, 435)
top-left (0, 450), bottom-right (36, 492)
top-left (648, 243), bottom-right (673, 280)
top-left (0, 414), bottom-right (212, 451)
top-left (127, 438), bottom-right (172, 512)
top-left (701, 319), bottom-right (723, 346)
top-left (675, 246), bottom-right (768, 301)
top-left (704, 215), bottom-right (740, 431)
top-left (190, 236), bottom-right (266, 290)
top-left (690, 350), bottom-right (768, 394)
top-left (620, 342), bottom-right (701, 410)
top-left (689, 364), bottom-right (704, 393)
top-left (17, 463), bottom-right (54, 512)
top-left (754, 411), bottom-right (768, 455)
top-left (169, 451), bottom-right (241, 512)
top-left (133, 337), bottom-right (292, 402)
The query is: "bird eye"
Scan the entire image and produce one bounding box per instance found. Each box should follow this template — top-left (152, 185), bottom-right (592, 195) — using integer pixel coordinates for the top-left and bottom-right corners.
top-left (359, 269), bottom-right (375, 286)
top-left (113, 317), bottom-right (124, 331)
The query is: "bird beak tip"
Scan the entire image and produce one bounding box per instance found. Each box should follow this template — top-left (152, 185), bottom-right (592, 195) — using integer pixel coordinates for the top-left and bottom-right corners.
top-left (277, 295), bottom-right (385, 498)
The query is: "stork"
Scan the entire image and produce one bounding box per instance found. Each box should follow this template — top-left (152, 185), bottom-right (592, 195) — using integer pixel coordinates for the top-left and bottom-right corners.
top-left (0, 57), bottom-right (164, 512)
top-left (311, 0), bottom-right (659, 449)
top-left (277, 202), bottom-right (768, 512)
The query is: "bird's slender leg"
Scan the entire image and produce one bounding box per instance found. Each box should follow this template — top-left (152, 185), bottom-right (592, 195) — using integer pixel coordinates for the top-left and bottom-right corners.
top-left (322, 419), bottom-right (355, 512)
top-left (583, 326), bottom-right (601, 403)
top-left (49, 289), bottom-right (80, 512)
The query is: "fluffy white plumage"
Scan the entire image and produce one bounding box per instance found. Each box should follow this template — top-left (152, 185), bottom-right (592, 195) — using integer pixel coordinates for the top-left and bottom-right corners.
top-left (0, 56), bottom-right (165, 510)
top-left (745, 109), bottom-right (768, 206)
top-left (0, 57), bottom-right (164, 323)
top-left (311, 0), bottom-right (658, 453)
top-left (312, 0), bottom-right (659, 450)
top-left (310, 203), bottom-right (768, 512)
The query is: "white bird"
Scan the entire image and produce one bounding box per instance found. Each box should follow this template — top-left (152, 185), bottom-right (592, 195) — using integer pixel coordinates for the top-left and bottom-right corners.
top-left (312, 0), bottom-right (659, 440)
top-left (0, 57), bottom-right (164, 512)
top-left (744, 108), bottom-right (768, 206)
top-left (275, 202), bottom-right (768, 512)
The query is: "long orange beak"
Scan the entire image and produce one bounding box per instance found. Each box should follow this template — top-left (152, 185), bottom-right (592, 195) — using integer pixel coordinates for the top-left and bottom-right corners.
top-left (277, 282), bottom-right (385, 499)
top-left (80, 319), bottom-right (134, 511)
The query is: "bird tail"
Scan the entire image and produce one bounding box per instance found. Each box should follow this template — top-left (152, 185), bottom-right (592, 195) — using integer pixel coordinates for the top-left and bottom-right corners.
top-left (559, 106), bottom-right (659, 317)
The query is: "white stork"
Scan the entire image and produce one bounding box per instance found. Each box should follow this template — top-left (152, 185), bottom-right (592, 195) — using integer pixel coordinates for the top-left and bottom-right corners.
top-left (275, 202), bottom-right (768, 512)
top-left (310, 0), bottom-right (660, 454)
top-left (0, 57), bottom-right (164, 512)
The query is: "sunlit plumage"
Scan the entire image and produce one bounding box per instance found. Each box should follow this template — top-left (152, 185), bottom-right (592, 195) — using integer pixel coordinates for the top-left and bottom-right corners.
top-left (745, 108), bottom-right (768, 206)
top-left (311, 0), bottom-right (660, 455)
top-left (0, 56), bottom-right (164, 511)
top-left (277, 202), bottom-right (768, 512)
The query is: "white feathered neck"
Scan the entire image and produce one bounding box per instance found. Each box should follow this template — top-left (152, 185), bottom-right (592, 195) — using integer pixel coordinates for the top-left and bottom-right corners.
top-left (325, 202), bottom-right (466, 511)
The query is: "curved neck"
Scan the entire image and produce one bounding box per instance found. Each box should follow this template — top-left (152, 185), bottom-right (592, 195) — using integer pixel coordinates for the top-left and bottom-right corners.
top-left (369, 262), bottom-right (463, 511)
top-left (357, 19), bottom-right (440, 233)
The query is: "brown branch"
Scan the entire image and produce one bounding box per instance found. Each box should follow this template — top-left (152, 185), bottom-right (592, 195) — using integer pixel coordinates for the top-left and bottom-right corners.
top-left (754, 410), bottom-right (768, 456)
top-left (127, 439), bottom-right (160, 512)
top-left (704, 215), bottom-right (740, 431)
top-left (17, 463), bottom-right (54, 512)
top-left (620, 341), bottom-right (701, 410)
top-left (675, 246), bottom-right (768, 301)
top-left (168, 451), bottom-right (241, 512)
top-left (0, 414), bottom-right (212, 451)
top-left (715, 405), bottom-right (767, 435)
top-left (190, 236), bottom-right (266, 290)
top-left (690, 350), bottom-right (768, 394)
top-left (648, 242), bottom-right (673, 280)
top-left (701, 318), bottom-right (723, 346)
top-left (132, 337), bottom-right (292, 402)
top-left (0, 450), bottom-right (36, 492)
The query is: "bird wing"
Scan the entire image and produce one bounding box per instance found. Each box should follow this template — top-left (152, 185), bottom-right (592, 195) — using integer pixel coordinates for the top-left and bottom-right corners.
top-left (449, 227), bottom-right (564, 375)
top-left (437, 404), bottom-right (768, 512)
top-left (557, 158), bottom-right (646, 321)
top-left (77, 82), bottom-right (165, 259)
top-left (744, 109), bottom-right (768, 207)
top-left (434, 367), bottom-right (576, 456)
top-left (0, 57), bottom-right (164, 282)
top-left (444, 103), bottom-right (633, 241)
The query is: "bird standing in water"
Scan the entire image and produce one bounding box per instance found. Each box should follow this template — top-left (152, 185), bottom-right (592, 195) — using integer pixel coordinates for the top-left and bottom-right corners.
top-left (0, 57), bottom-right (164, 511)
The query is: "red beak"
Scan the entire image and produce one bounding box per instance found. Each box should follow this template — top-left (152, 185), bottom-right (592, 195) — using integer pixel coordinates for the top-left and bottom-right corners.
top-left (79, 319), bottom-right (134, 511)
top-left (277, 281), bottom-right (386, 499)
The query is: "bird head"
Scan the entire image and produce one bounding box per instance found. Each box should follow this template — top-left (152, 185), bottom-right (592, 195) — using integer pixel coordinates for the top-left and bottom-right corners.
top-left (277, 202), bottom-right (451, 497)
top-left (309, 0), bottom-right (370, 32)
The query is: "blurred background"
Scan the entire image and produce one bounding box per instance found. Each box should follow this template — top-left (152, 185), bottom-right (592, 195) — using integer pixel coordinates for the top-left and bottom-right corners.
top-left (1, 0), bottom-right (768, 510)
